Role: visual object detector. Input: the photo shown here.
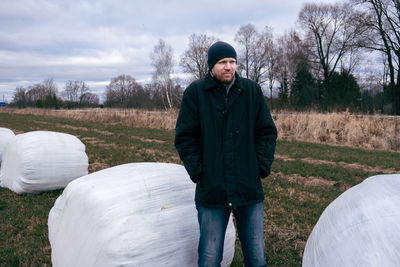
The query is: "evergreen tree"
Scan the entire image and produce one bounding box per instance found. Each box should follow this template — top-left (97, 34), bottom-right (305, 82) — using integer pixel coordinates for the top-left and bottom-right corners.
top-left (290, 64), bottom-right (316, 110)
top-left (360, 90), bottom-right (374, 114)
top-left (328, 70), bottom-right (361, 111)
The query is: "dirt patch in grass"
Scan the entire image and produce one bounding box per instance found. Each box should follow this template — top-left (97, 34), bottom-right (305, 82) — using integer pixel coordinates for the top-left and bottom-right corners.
top-left (32, 120), bottom-right (51, 125)
top-left (96, 143), bottom-right (121, 149)
top-left (34, 120), bottom-right (89, 132)
top-left (272, 171), bottom-right (337, 188)
top-left (81, 137), bottom-right (120, 149)
top-left (275, 154), bottom-right (396, 174)
top-left (135, 147), bottom-right (179, 162)
top-left (92, 129), bottom-right (114, 136)
top-left (89, 162), bottom-right (111, 173)
top-left (54, 123), bottom-right (89, 132)
top-left (81, 136), bottom-right (103, 144)
top-left (33, 121), bottom-right (114, 136)
top-left (335, 161), bottom-right (397, 174)
top-left (54, 123), bottom-right (113, 136)
top-left (275, 154), bottom-right (296, 162)
top-left (302, 157), bottom-right (397, 174)
top-left (169, 155), bottom-right (181, 164)
top-left (130, 135), bottom-right (166, 144)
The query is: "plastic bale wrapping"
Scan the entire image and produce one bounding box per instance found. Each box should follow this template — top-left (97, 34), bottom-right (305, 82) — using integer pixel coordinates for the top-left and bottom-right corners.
top-left (0, 127), bottom-right (15, 166)
top-left (48, 163), bottom-right (236, 267)
top-left (303, 174), bottom-right (400, 267)
top-left (0, 131), bottom-right (88, 193)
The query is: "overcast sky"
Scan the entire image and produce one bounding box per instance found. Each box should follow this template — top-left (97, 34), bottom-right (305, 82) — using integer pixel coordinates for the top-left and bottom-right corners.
top-left (0, 0), bottom-right (340, 102)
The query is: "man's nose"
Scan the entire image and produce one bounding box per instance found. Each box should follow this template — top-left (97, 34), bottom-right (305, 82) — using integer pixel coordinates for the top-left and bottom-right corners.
top-left (224, 63), bottom-right (233, 69)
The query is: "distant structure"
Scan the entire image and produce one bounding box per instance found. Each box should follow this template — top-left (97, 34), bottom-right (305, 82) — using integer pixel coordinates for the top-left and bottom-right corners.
top-left (0, 94), bottom-right (6, 107)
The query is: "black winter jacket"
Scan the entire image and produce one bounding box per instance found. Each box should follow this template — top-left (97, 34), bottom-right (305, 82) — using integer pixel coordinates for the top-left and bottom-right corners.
top-left (174, 72), bottom-right (277, 208)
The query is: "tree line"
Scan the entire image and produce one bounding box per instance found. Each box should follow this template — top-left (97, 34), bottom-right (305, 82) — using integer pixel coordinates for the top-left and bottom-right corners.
top-left (12, 79), bottom-right (99, 109)
top-left (10, 0), bottom-right (400, 114)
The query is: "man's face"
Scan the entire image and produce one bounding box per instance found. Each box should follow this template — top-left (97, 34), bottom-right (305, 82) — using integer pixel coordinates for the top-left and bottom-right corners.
top-left (211, 57), bottom-right (236, 84)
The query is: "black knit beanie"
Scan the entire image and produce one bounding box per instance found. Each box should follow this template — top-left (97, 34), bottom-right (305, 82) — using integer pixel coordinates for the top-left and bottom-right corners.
top-left (207, 41), bottom-right (237, 70)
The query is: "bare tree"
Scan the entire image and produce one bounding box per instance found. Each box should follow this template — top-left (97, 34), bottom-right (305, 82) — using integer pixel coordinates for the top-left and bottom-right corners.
top-left (25, 84), bottom-right (44, 104)
top-left (180, 34), bottom-right (217, 81)
top-left (235, 25), bottom-right (278, 85)
top-left (150, 39), bottom-right (177, 109)
top-left (259, 27), bottom-right (280, 103)
top-left (105, 74), bottom-right (141, 107)
top-left (235, 24), bottom-right (279, 107)
top-left (352, 0), bottom-right (400, 114)
top-left (63, 80), bottom-right (90, 106)
top-left (20, 79), bottom-right (59, 108)
top-left (12, 87), bottom-right (27, 107)
top-left (276, 29), bottom-right (310, 91)
top-left (298, 2), bottom-right (368, 100)
top-left (80, 92), bottom-right (99, 106)
top-left (235, 24), bottom-right (258, 79)
top-left (251, 26), bottom-right (276, 85)
top-left (43, 78), bottom-right (58, 96)
top-left (12, 79), bottom-right (61, 108)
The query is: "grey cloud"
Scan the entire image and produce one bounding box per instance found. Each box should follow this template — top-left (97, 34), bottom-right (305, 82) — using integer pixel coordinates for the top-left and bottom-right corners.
top-left (0, 0), bottom-right (336, 102)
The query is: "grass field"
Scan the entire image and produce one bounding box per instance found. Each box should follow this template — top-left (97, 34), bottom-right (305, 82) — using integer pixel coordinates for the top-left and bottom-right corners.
top-left (0, 111), bottom-right (399, 266)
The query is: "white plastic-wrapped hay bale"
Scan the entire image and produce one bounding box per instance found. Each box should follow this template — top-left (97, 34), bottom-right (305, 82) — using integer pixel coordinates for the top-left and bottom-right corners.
top-left (0, 127), bottom-right (15, 165)
top-left (303, 174), bottom-right (400, 267)
top-left (48, 162), bottom-right (236, 267)
top-left (0, 130), bottom-right (88, 193)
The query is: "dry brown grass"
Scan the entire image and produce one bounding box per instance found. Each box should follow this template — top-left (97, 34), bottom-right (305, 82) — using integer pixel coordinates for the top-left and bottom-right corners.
top-left (1, 107), bottom-right (179, 130)
top-left (275, 111), bottom-right (400, 151)
top-left (272, 170), bottom-right (337, 188)
top-left (1, 108), bottom-right (399, 151)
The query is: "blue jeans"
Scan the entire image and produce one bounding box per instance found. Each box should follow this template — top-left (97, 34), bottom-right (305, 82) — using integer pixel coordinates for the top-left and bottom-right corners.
top-left (196, 202), bottom-right (267, 267)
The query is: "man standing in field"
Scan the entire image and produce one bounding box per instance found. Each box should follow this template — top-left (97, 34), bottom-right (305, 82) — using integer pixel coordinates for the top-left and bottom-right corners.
top-left (175, 41), bottom-right (277, 267)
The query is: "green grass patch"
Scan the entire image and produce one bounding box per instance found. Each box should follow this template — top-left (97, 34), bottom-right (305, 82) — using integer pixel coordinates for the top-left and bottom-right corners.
top-left (273, 158), bottom-right (381, 186)
top-left (0, 187), bottom-right (62, 266)
top-left (277, 140), bottom-right (400, 171)
top-left (0, 112), bottom-right (398, 266)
